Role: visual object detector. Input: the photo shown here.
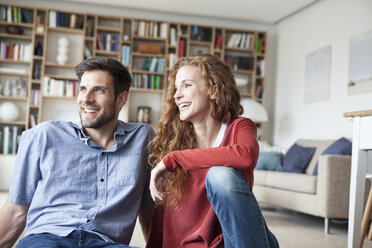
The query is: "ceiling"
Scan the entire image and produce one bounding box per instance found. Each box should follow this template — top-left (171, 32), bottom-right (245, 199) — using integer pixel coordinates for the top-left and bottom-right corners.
top-left (56, 0), bottom-right (320, 24)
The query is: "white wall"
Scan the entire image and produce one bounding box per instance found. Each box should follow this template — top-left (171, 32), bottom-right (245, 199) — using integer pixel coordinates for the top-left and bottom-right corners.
top-left (273, 0), bottom-right (372, 148)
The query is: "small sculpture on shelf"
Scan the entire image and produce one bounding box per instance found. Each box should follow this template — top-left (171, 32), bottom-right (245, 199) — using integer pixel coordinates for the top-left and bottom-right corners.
top-left (137, 106), bottom-right (151, 124)
top-left (56, 37), bottom-right (70, 65)
top-left (0, 101), bottom-right (20, 121)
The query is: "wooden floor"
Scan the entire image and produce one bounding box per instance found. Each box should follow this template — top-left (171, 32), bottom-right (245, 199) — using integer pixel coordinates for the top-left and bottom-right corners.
top-left (263, 206), bottom-right (372, 248)
top-left (130, 205), bottom-right (372, 248)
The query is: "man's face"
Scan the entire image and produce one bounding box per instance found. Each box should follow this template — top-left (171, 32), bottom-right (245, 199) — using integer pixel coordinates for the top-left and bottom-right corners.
top-left (77, 70), bottom-right (121, 129)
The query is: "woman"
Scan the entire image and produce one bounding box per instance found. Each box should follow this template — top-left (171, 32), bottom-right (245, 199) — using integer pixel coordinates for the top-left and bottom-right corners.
top-left (147, 54), bottom-right (278, 248)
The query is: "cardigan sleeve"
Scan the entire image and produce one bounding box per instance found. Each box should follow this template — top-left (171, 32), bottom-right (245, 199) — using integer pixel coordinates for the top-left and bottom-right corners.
top-left (162, 118), bottom-right (259, 172)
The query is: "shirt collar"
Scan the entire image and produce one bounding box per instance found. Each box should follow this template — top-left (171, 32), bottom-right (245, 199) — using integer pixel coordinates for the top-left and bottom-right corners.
top-left (69, 120), bottom-right (137, 143)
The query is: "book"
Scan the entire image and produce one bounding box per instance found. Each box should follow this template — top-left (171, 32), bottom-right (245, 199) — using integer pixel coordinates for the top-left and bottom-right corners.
top-left (3, 126), bottom-right (10, 154)
top-left (21, 8), bottom-right (31, 23)
top-left (12, 126), bottom-right (18, 154)
top-left (179, 40), bottom-right (185, 58)
top-left (97, 34), bottom-right (104, 50)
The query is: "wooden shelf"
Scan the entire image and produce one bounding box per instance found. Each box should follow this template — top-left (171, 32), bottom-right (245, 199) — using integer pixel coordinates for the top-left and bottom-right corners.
top-left (96, 26), bottom-right (121, 32)
top-left (45, 62), bottom-right (76, 69)
top-left (43, 96), bottom-right (76, 100)
top-left (33, 55), bottom-right (43, 60)
top-left (132, 52), bottom-right (165, 58)
top-left (131, 88), bottom-right (164, 94)
top-left (0, 120), bottom-right (26, 126)
top-left (0, 21), bottom-right (34, 28)
top-left (0, 59), bottom-right (31, 64)
top-left (189, 40), bottom-right (212, 46)
top-left (225, 46), bottom-right (254, 52)
top-left (131, 69), bottom-right (165, 75)
top-left (31, 80), bottom-right (42, 84)
top-left (0, 96), bottom-right (28, 101)
top-left (48, 27), bottom-right (84, 34)
top-left (0, 33), bottom-right (32, 40)
top-left (95, 50), bottom-right (119, 56)
top-left (0, 71), bottom-right (29, 77)
top-left (44, 74), bottom-right (78, 81)
top-left (133, 35), bottom-right (167, 41)
top-left (85, 36), bottom-right (94, 41)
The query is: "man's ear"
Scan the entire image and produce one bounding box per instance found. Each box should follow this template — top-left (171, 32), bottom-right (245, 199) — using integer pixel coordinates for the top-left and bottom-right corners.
top-left (210, 85), bottom-right (217, 100)
top-left (116, 91), bottom-right (129, 110)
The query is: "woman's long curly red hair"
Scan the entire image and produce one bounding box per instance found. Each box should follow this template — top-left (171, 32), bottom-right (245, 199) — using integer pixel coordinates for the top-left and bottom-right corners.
top-left (148, 54), bottom-right (243, 208)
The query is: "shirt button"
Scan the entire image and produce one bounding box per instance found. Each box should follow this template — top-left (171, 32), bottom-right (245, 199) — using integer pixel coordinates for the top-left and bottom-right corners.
top-left (100, 178), bottom-right (104, 182)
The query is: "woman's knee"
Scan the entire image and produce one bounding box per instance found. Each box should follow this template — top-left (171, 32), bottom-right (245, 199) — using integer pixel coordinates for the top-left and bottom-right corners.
top-left (205, 166), bottom-right (244, 196)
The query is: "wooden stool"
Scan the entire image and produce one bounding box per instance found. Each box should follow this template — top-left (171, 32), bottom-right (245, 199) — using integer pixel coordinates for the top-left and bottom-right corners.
top-left (360, 182), bottom-right (372, 248)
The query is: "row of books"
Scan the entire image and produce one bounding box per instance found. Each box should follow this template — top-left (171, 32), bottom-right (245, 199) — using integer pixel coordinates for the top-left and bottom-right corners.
top-left (29, 113), bottom-right (38, 128)
top-left (49, 11), bottom-right (84, 29)
top-left (226, 33), bottom-right (255, 49)
top-left (134, 21), bottom-right (168, 39)
top-left (190, 26), bottom-right (212, 42)
top-left (169, 27), bottom-right (177, 46)
top-left (43, 77), bottom-right (79, 97)
top-left (31, 89), bottom-right (41, 106)
top-left (215, 35), bottom-right (223, 50)
top-left (225, 55), bottom-right (254, 71)
top-left (0, 6), bottom-right (32, 23)
top-left (97, 33), bottom-right (120, 52)
top-left (257, 37), bottom-right (266, 54)
top-left (121, 45), bottom-right (131, 66)
top-left (0, 41), bottom-right (32, 62)
top-left (255, 85), bottom-right (263, 99)
top-left (179, 39), bottom-right (186, 58)
top-left (132, 73), bottom-right (164, 90)
top-left (0, 125), bottom-right (23, 154)
top-left (141, 57), bottom-right (166, 73)
top-left (257, 60), bottom-right (265, 77)
top-left (168, 53), bottom-right (177, 68)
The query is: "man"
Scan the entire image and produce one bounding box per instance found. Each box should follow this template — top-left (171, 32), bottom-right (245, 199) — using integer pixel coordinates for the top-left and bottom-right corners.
top-left (0, 57), bottom-right (154, 248)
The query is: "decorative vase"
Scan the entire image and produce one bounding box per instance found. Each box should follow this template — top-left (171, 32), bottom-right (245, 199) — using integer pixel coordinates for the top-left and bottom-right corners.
top-left (56, 37), bottom-right (70, 65)
top-left (0, 101), bottom-right (20, 121)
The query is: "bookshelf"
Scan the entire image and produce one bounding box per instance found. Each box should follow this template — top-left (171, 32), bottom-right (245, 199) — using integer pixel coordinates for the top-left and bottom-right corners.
top-left (0, 4), bottom-right (267, 155)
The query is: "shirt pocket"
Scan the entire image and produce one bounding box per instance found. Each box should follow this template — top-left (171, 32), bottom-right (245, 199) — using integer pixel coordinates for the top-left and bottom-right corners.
top-left (114, 153), bottom-right (144, 187)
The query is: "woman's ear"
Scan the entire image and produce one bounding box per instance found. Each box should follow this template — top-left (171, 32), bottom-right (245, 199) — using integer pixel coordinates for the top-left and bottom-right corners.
top-left (210, 85), bottom-right (217, 100)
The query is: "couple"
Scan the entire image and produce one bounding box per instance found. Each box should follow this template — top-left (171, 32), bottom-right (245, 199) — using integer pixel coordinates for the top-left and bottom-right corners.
top-left (0, 55), bottom-right (278, 248)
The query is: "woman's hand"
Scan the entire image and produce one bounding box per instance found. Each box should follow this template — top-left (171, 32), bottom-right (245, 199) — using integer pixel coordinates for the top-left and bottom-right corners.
top-left (150, 160), bottom-right (173, 201)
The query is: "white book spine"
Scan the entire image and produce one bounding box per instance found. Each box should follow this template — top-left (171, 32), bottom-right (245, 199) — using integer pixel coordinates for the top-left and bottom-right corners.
top-left (3, 126), bottom-right (9, 154)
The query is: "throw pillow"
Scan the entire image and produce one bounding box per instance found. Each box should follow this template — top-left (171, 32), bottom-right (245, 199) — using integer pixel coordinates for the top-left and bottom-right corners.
top-left (312, 137), bottom-right (352, 176)
top-left (282, 144), bottom-right (316, 173)
top-left (255, 152), bottom-right (283, 171)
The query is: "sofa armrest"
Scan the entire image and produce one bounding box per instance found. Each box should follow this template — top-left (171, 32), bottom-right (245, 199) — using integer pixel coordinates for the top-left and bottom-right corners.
top-left (317, 154), bottom-right (351, 217)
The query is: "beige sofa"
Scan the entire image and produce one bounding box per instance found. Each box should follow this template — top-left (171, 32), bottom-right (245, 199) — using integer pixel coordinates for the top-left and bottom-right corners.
top-left (253, 139), bottom-right (366, 234)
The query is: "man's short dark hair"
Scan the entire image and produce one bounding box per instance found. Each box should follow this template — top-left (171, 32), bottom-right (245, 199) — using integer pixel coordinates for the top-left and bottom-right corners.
top-left (75, 57), bottom-right (132, 96)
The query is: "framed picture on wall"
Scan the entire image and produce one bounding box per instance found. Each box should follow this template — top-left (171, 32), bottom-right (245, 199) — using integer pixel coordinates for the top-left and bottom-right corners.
top-left (347, 29), bottom-right (372, 95)
top-left (304, 45), bottom-right (331, 104)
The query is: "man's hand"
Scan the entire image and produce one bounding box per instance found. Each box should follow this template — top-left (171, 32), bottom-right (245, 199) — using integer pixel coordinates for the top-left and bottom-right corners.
top-left (149, 160), bottom-right (173, 201)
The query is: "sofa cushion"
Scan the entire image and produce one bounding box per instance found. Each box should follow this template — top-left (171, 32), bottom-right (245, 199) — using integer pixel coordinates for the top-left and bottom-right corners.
top-left (254, 170), bottom-right (267, 186)
top-left (265, 171), bottom-right (317, 194)
top-left (283, 144), bottom-right (316, 173)
top-left (255, 152), bottom-right (283, 171)
top-left (312, 137), bottom-right (352, 175)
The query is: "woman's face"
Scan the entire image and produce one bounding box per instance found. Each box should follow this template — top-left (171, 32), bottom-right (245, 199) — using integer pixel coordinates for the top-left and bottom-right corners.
top-left (173, 65), bottom-right (214, 123)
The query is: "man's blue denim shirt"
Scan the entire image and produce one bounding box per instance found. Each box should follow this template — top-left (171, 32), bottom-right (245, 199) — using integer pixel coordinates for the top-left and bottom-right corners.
top-left (8, 120), bottom-right (155, 244)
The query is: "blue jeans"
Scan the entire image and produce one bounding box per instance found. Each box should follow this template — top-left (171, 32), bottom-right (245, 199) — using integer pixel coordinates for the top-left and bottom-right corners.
top-left (206, 166), bottom-right (279, 248)
top-left (17, 230), bottom-right (137, 248)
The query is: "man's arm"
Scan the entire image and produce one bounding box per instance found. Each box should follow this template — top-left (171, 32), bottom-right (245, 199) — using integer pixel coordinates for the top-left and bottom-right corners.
top-left (0, 201), bottom-right (29, 248)
top-left (138, 207), bottom-right (154, 242)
